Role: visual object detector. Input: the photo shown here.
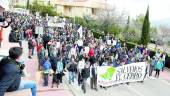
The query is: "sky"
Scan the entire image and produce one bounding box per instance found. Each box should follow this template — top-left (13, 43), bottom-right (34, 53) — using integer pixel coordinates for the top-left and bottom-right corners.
top-left (107, 0), bottom-right (170, 21)
top-left (1, 0), bottom-right (170, 23)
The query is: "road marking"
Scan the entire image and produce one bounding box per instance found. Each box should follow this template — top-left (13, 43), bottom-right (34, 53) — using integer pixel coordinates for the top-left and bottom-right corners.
top-left (126, 85), bottom-right (145, 96)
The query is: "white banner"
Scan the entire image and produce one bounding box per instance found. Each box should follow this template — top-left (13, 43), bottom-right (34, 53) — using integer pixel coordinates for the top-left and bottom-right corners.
top-left (97, 62), bottom-right (146, 87)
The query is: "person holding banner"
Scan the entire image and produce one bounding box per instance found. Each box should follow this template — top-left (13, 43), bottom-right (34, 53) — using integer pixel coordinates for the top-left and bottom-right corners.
top-left (141, 57), bottom-right (150, 83)
top-left (154, 56), bottom-right (163, 78)
top-left (149, 56), bottom-right (157, 76)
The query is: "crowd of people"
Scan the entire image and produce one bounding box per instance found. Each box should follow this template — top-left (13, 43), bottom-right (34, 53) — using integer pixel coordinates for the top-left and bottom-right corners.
top-left (0, 11), bottom-right (47, 96)
top-left (34, 15), bottom-right (167, 93)
top-left (0, 11), bottom-right (168, 96)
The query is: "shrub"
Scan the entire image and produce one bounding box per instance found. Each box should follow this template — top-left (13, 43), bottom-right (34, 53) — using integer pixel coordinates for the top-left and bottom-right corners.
top-left (29, 1), bottom-right (58, 17)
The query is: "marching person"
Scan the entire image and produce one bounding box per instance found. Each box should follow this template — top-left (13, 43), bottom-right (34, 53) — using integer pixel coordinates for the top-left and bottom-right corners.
top-left (28, 37), bottom-right (34, 59)
top-left (149, 56), bottom-right (157, 77)
top-left (90, 60), bottom-right (98, 91)
top-left (67, 58), bottom-right (77, 84)
top-left (37, 44), bottom-right (46, 70)
top-left (154, 55), bottom-right (163, 78)
top-left (77, 56), bottom-right (85, 86)
top-left (81, 64), bottom-right (90, 94)
top-left (56, 57), bottom-right (64, 83)
top-left (42, 56), bottom-right (52, 86)
top-left (162, 52), bottom-right (167, 71)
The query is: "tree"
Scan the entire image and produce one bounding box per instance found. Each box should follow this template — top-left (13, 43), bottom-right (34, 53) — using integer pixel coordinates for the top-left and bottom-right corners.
top-left (150, 26), bottom-right (158, 41)
top-left (29, 0), bottom-right (58, 17)
top-left (134, 14), bottom-right (145, 30)
top-left (157, 26), bottom-right (170, 47)
top-left (122, 16), bottom-right (130, 41)
top-left (96, 8), bottom-right (127, 36)
top-left (141, 6), bottom-right (150, 46)
top-left (13, 5), bottom-right (26, 9)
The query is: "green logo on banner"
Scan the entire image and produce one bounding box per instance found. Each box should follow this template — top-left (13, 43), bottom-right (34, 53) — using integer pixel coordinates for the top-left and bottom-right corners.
top-left (100, 67), bottom-right (116, 80)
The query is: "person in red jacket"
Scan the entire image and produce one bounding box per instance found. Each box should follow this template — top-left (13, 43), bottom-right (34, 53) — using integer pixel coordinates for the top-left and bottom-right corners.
top-left (88, 47), bottom-right (94, 58)
top-left (26, 28), bottom-right (33, 39)
top-left (37, 43), bottom-right (43, 53)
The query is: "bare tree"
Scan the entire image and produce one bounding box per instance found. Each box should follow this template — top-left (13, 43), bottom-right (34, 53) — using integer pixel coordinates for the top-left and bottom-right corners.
top-left (158, 26), bottom-right (170, 46)
top-left (96, 7), bottom-right (127, 35)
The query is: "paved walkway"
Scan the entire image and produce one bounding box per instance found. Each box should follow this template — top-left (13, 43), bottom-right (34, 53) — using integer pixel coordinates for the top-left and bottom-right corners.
top-left (0, 27), bottom-right (73, 96)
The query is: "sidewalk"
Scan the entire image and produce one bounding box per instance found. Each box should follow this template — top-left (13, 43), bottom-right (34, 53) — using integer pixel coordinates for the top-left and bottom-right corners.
top-left (160, 68), bottom-right (170, 83)
top-left (0, 27), bottom-right (73, 96)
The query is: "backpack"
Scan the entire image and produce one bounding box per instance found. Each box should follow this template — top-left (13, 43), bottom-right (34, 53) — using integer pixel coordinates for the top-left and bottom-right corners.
top-left (43, 60), bottom-right (51, 70)
top-left (68, 63), bottom-right (77, 72)
top-left (81, 68), bottom-right (90, 78)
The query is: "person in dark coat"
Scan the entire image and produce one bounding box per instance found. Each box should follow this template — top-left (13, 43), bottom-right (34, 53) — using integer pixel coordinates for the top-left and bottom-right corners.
top-left (28, 38), bottom-right (34, 59)
top-left (81, 64), bottom-right (90, 94)
top-left (42, 33), bottom-right (51, 50)
top-left (0, 47), bottom-right (36, 96)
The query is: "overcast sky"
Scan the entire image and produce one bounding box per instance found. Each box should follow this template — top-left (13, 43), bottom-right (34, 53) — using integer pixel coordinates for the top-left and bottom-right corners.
top-left (107, 0), bottom-right (170, 21)
top-left (1, 0), bottom-right (170, 21)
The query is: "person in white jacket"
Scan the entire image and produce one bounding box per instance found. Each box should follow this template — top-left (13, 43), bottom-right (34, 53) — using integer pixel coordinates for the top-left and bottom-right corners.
top-left (77, 57), bottom-right (85, 85)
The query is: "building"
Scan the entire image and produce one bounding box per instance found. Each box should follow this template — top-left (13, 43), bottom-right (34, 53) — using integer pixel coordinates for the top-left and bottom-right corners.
top-left (10, 0), bottom-right (111, 18)
top-left (10, 0), bottom-right (27, 7)
top-left (51, 0), bottom-right (110, 18)
top-left (9, 0), bottom-right (50, 7)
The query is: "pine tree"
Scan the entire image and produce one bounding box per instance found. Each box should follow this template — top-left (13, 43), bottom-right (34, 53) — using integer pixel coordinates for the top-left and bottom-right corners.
top-left (141, 6), bottom-right (150, 46)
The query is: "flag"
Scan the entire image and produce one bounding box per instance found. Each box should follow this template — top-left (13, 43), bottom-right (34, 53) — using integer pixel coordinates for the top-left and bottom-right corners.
top-left (77, 26), bottom-right (83, 38)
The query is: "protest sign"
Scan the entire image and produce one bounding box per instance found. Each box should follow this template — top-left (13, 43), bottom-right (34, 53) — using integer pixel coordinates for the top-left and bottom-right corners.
top-left (77, 39), bottom-right (83, 46)
top-left (35, 26), bottom-right (44, 35)
top-left (107, 40), bottom-right (111, 45)
top-left (77, 26), bottom-right (83, 38)
top-left (113, 40), bottom-right (117, 46)
top-left (97, 62), bottom-right (146, 86)
top-left (84, 46), bottom-right (89, 54)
